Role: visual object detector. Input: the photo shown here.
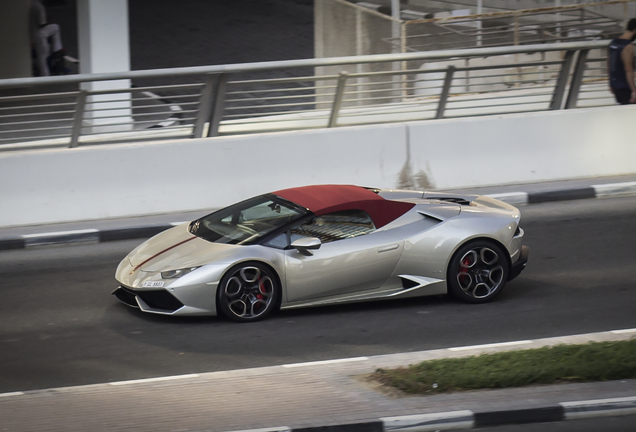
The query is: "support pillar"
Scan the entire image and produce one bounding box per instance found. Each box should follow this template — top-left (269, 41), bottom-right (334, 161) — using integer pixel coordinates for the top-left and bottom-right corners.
top-left (77, 0), bottom-right (132, 133)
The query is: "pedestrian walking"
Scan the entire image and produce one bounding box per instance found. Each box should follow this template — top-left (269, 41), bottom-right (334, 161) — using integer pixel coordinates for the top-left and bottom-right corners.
top-left (608, 18), bottom-right (636, 104)
top-left (30, 0), bottom-right (66, 76)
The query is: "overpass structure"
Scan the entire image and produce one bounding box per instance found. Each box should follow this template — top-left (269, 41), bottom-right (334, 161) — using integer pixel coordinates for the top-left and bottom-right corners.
top-left (0, 40), bottom-right (617, 148)
top-left (0, 40), bottom-right (634, 228)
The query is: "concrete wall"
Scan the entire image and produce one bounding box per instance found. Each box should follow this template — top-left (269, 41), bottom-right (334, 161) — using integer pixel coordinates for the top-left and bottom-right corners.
top-left (407, 107), bottom-right (636, 189)
top-left (315, 0), bottom-right (398, 107)
top-left (0, 0), bottom-right (32, 79)
top-left (1, 105), bottom-right (635, 228)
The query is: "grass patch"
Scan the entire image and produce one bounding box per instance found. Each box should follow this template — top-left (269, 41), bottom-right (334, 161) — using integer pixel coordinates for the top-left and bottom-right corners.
top-left (371, 339), bottom-right (636, 395)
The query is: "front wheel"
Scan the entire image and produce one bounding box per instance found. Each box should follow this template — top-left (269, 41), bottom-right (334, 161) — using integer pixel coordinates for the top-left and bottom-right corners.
top-left (217, 262), bottom-right (280, 322)
top-left (447, 240), bottom-right (509, 303)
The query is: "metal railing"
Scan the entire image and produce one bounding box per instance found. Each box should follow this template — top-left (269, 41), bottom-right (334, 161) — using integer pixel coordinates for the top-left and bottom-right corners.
top-left (400, 1), bottom-right (632, 51)
top-left (322, 0), bottom-right (632, 54)
top-left (0, 39), bottom-right (616, 150)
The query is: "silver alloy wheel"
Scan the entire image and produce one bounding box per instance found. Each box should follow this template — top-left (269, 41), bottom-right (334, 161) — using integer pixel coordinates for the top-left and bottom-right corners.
top-left (456, 247), bottom-right (504, 299)
top-left (222, 266), bottom-right (275, 319)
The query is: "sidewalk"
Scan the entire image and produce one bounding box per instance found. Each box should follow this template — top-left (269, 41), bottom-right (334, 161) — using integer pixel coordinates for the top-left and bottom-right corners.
top-left (1, 329), bottom-right (635, 432)
top-left (1, 174), bottom-right (635, 250)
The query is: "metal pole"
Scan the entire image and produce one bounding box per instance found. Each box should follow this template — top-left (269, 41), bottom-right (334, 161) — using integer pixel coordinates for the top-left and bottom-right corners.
top-left (207, 73), bottom-right (228, 137)
top-left (391, 0), bottom-right (401, 103)
top-left (69, 90), bottom-right (88, 148)
top-left (549, 50), bottom-right (575, 110)
top-left (391, 0), bottom-right (400, 31)
top-left (556, 0), bottom-right (561, 43)
top-left (514, 13), bottom-right (520, 88)
top-left (435, 66), bottom-right (455, 119)
top-left (401, 21), bottom-right (408, 100)
top-left (193, 73), bottom-right (216, 138)
top-left (328, 72), bottom-right (349, 128)
top-left (565, 49), bottom-right (589, 109)
top-left (477, 0), bottom-right (483, 47)
top-left (356, 8), bottom-right (363, 106)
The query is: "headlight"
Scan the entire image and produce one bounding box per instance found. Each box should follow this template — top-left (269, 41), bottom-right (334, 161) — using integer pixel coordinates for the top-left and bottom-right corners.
top-left (161, 267), bottom-right (200, 279)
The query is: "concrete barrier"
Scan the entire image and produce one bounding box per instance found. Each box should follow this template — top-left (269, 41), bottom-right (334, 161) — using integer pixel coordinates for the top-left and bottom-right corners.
top-left (1, 105), bottom-right (635, 228)
top-left (0, 124), bottom-right (407, 227)
top-left (407, 106), bottom-right (636, 189)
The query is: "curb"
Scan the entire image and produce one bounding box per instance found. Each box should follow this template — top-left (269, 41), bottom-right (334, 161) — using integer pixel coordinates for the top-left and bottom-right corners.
top-left (0, 223), bottom-right (180, 251)
top-left (2, 181), bottom-right (635, 251)
top-left (486, 181), bottom-right (636, 206)
top-left (230, 397), bottom-right (636, 432)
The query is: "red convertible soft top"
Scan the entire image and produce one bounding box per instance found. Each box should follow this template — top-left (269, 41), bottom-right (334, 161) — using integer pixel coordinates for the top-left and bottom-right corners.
top-left (273, 184), bottom-right (414, 228)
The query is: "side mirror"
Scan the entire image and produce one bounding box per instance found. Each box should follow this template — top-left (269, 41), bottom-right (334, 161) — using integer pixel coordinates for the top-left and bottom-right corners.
top-left (291, 237), bottom-right (321, 256)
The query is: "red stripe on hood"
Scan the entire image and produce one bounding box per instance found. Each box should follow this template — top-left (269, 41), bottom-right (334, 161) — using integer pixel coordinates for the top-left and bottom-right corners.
top-left (132, 236), bottom-right (197, 272)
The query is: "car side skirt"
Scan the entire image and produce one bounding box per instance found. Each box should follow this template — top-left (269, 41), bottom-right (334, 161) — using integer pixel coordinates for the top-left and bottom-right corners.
top-left (280, 276), bottom-right (446, 310)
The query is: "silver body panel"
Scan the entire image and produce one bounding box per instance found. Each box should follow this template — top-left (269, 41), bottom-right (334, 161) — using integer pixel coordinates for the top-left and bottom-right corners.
top-left (114, 190), bottom-right (524, 316)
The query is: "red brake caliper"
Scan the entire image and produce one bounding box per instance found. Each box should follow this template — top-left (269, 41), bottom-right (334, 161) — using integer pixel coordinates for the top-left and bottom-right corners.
top-left (460, 258), bottom-right (471, 285)
top-left (257, 277), bottom-right (264, 300)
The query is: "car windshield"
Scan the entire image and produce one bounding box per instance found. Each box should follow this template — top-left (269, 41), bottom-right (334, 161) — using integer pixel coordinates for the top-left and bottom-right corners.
top-left (189, 194), bottom-right (307, 245)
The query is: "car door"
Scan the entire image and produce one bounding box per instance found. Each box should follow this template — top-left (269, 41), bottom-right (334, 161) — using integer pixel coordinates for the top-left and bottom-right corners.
top-left (284, 210), bottom-right (404, 302)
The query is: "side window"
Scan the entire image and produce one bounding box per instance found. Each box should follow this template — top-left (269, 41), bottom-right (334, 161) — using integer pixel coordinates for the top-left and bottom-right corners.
top-left (290, 210), bottom-right (376, 244)
top-left (264, 232), bottom-right (288, 249)
top-left (240, 201), bottom-right (299, 223)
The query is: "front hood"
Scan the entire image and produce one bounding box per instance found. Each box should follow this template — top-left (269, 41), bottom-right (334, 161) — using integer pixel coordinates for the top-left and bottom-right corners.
top-left (127, 223), bottom-right (240, 272)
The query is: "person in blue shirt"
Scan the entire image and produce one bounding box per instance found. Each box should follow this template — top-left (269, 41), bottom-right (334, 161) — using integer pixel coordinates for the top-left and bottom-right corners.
top-left (608, 19), bottom-right (636, 104)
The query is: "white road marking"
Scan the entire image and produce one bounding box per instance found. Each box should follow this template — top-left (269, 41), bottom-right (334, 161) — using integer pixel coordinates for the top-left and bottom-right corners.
top-left (0, 392), bottom-right (25, 398)
top-left (448, 340), bottom-right (533, 351)
top-left (282, 357), bottom-right (369, 368)
top-left (21, 229), bottom-right (99, 238)
top-left (141, 90), bottom-right (182, 128)
top-left (108, 374), bottom-right (199, 386)
top-left (610, 328), bottom-right (636, 334)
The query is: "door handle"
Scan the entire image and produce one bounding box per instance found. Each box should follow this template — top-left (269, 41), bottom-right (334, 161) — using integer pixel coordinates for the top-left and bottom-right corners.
top-left (378, 244), bottom-right (399, 253)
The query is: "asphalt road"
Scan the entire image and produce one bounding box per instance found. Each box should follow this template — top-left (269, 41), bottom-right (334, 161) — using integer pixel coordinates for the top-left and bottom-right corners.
top-left (1, 196), bottom-right (635, 393)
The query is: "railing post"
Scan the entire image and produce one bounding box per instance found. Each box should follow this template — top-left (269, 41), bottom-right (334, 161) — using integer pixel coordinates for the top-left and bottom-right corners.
top-left (435, 66), bottom-right (455, 120)
top-left (328, 72), bottom-right (348, 128)
top-left (549, 50), bottom-right (575, 110)
top-left (565, 49), bottom-right (589, 109)
top-left (193, 73), bottom-right (216, 138)
top-left (401, 21), bottom-right (408, 100)
top-left (207, 73), bottom-right (228, 137)
top-left (69, 90), bottom-right (87, 148)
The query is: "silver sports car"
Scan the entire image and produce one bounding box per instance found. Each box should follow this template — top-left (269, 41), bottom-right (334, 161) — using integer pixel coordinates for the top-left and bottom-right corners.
top-left (114, 185), bottom-right (529, 322)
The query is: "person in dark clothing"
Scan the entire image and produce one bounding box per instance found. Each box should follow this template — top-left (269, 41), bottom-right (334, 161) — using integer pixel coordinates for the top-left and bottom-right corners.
top-left (608, 18), bottom-right (636, 104)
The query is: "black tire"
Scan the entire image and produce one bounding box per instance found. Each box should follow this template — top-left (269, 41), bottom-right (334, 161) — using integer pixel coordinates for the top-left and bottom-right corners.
top-left (217, 262), bottom-right (280, 322)
top-left (447, 240), bottom-right (509, 304)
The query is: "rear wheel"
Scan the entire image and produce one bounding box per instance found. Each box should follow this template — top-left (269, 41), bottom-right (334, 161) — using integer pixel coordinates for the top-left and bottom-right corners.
top-left (447, 240), bottom-right (509, 303)
top-left (217, 262), bottom-right (280, 322)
